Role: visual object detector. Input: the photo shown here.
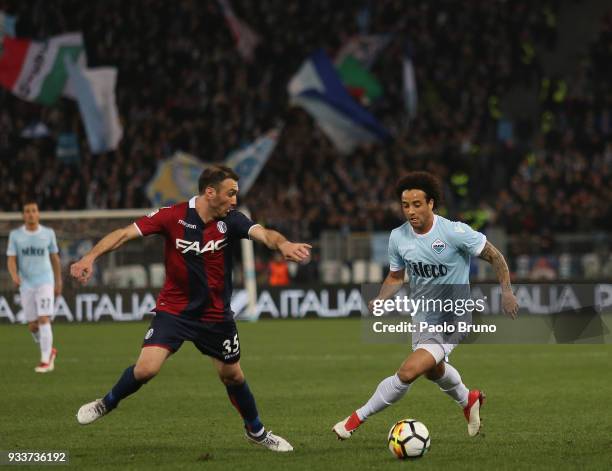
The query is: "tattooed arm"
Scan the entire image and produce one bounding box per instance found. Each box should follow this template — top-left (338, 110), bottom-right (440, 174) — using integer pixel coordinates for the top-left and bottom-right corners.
top-left (478, 241), bottom-right (519, 319)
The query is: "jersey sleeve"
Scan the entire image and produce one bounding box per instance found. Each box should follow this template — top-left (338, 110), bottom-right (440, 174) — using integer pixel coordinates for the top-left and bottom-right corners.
top-left (388, 232), bottom-right (405, 271)
top-left (134, 207), bottom-right (173, 236)
top-left (226, 210), bottom-right (258, 240)
top-left (449, 221), bottom-right (487, 256)
top-left (6, 231), bottom-right (16, 256)
top-left (48, 229), bottom-right (59, 254)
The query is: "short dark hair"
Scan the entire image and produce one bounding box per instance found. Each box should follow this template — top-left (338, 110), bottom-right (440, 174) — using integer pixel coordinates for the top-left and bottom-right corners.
top-left (395, 171), bottom-right (442, 209)
top-left (198, 165), bottom-right (239, 193)
top-left (22, 199), bottom-right (38, 210)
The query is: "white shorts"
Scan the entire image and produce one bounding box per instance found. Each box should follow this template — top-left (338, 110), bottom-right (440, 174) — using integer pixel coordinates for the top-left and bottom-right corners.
top-left (20, 284), bottom-right (54, 322)
top-left (411, 317), bottom-right (469, 364)
top-left (412, 337), bottom-right (457, 364)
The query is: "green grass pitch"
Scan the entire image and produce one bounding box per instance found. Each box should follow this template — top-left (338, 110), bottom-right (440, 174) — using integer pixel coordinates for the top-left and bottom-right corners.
top-left (1, 319), bottom-right (611, 470)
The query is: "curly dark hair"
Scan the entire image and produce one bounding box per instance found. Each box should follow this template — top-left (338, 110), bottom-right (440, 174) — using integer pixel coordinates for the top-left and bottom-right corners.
top-left (395, 171), bottom-right (442, 209)
top-left (198, 165), bottom-right (240, 193)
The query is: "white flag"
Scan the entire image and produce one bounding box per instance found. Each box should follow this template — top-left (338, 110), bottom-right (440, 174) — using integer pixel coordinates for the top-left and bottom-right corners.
top-left (403, 42), bottom-right (418, 120)
top-left (67, 62), bottom-right (122, 154)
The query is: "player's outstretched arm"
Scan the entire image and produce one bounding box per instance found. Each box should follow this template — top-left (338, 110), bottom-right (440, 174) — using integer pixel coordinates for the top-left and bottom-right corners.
top-left (248, 225), bottom-right (312, 263)
top-left (478, 241), bottom-right (519, 319)
top-left (368, 269), bottom-right (406, 312)
top-left (70, 224), bottom-right (141, 285)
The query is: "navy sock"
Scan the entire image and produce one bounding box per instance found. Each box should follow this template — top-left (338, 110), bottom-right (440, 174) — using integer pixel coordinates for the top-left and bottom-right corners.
top-left (103, 365), bottom-right (144, 410)
top-left (226, 381), bottom-right (264, 434)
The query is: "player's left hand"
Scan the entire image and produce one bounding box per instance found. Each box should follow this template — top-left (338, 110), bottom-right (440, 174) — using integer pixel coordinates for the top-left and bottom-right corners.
top-left (54, 282), bottom-right (63, 297)
top-left (501, 290), bottom-right (519, 319)
top-left (279, 241), bottom-right (312, 263)
top-left (70, 257), bottom-right (95, 285)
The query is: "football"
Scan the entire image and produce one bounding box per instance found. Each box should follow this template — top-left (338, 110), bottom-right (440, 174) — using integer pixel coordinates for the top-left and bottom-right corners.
top-left (387, 419), bottom-right (431, 459)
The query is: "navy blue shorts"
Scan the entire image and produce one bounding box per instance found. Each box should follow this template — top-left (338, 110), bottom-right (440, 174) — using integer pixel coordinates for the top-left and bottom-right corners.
top-left (142, 311), bottom-right (241, 364)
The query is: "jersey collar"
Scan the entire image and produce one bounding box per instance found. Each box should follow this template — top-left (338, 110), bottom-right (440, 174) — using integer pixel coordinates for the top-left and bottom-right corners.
top-left (410, 215), bottom-right (438, 238)
top-left (22, 224), bottom-right (42, 235)
top-left (189, 195), bottom-right (221, 226)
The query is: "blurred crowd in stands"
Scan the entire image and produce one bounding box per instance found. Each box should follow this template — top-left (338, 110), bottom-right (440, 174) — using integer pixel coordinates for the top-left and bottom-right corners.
top-left (1, 0), bottom-right (611, 279)
top-left (496, 8), bottom-right (612, 238)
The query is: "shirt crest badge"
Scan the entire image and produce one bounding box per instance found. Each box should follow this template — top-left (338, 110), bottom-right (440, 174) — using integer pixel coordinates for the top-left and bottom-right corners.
top-left (431, 239), bottom-right (446, 254)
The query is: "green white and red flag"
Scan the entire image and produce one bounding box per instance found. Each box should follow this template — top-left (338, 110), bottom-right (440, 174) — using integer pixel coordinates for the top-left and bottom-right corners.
top-left (0, 32), bottom-right (85, 105)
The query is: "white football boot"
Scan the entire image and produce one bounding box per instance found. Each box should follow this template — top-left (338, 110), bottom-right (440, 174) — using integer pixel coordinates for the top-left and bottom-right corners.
top-left (245, 430), bottom-right (294, 452)
top-left (77, 399), bottom-right (109, 425)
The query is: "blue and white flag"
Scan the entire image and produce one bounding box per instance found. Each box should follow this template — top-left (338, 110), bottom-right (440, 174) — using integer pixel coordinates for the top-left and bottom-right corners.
top-left (145, 130), bottom-right (279, 205)
top-left (288, 49), bottom-right (390, 154)
top-left (66, 61), bottom-right (122, 154)
top-left (225, 128), bottom-right (280, 196)
top-left (402, 41), bottom-right (418, 120)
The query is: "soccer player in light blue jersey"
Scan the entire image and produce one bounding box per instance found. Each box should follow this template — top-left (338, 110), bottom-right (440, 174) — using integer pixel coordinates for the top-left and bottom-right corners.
top-left (7, 201), bottom-right (62, 373)
top-left (333, 171), bottom-right (518, 439)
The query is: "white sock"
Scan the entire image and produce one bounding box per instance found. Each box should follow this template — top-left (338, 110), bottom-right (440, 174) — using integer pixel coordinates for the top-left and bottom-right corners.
top-left (356, 374), bottom-right (411, 421)
top-left (250, 427), bottom-right (266, 438)
top-left (31, 331), bottom-right (40, 343)
top-left (39, 322), bottom-right (53, 363)
top-left (432, 363), bottom-right (469, 407)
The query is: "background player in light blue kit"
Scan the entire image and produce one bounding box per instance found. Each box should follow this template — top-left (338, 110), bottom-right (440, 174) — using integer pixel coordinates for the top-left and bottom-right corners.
top-left (6, 201), bottom-right (61, 373)
top-left (333, 171), bottom-right (519, 440)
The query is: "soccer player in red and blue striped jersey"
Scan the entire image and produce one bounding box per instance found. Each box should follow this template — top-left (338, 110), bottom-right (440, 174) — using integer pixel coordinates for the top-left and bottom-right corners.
top-left (70, 165), bottom-right (311, 452)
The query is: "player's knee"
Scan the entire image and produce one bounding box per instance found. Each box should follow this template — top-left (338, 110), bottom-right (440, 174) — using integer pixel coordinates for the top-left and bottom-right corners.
top-left (397, 366), bottom-right (421, 384)
top-left (218, 369), bottom-right (245, 386)
top-left (134, 363), bottom-right (160, 382)
top-left (425, 362), bottom-right (445, 381)
top-left (38, 316), bottom-right (51, 325)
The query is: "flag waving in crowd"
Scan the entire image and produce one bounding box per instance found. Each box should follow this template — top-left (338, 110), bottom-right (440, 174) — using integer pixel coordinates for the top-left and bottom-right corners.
top-left (65, 60), bottom-right (123, 154)
top-left (217, 0), bottom-right (260, 62)
top-left (402, 40), bottom-right (418, 120)
top-left (0, 30), bottom-right (122, 154)
top-left (0, 33), bottom-right (85, 105)
top-left (289, 49), bottom-right (390, 154)
top-left (146, 129), bottom-right (281, 206)
top-left (225, 128), bottom-right (280, 196)
top-left (335, 34), bottom-right (390, 105)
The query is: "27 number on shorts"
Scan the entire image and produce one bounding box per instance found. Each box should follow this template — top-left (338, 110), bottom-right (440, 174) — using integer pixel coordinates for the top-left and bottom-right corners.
top-left (39, 298), bottom-right (52, 310)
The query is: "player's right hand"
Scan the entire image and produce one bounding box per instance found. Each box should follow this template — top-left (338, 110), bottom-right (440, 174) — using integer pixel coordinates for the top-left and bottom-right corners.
top-left (368, 299), bottom-right (377, 313)
top-left (70, 258), bottom-right (94, 284)
top-left (11, 276), bottom-right (20, 289)
top-left (279, 241), bottom-right (312, 263)
top-left (501, 290), bottom-right (519, 319)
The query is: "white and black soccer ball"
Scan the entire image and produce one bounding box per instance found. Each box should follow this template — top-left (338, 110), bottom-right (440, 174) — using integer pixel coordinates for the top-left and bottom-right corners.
top-left (387, 419), bottom-right (431, 459)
